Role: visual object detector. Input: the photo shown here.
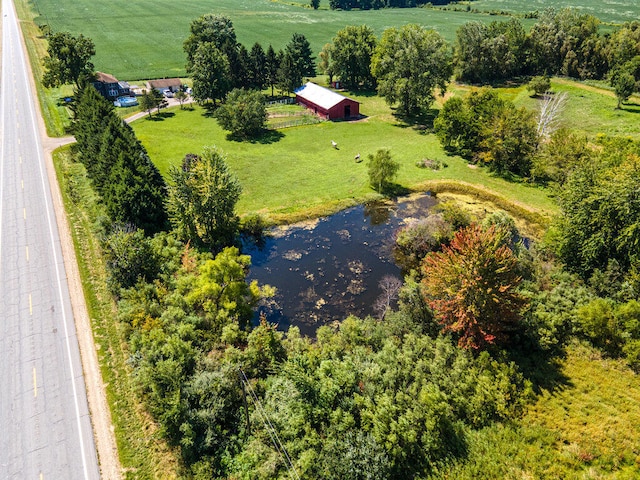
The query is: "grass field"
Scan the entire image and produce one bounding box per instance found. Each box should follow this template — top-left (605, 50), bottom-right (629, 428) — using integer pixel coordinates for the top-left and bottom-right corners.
top-left (471, 0), bottom-right (640, 24)
top-left (132, 90), bottom-right (556, 227)
top-left (27, 0), bottom-right (637, 82)
top-left (449, 78), bottom-right (640, 140)
top-left (29, 0), bottom-right (523, 81)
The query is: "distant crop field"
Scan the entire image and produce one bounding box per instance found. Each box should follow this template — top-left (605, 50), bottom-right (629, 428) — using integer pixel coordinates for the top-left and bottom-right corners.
top-left (28, 0), bottom-right (522, 81)
top-left (472, 0), bottom-right (639, 24)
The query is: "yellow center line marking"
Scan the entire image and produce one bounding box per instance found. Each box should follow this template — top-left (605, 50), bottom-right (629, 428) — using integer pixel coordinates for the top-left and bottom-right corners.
top-left (25, 245), bottom-right (29, 261)
top-left (40, 473), bottom-right (43, 480)
top-left (17, 138), bottom-right (20, 145)
top-left (23, 208), bottom-right (26, 219)
top-left (21, 179), bottom-right (24, 189)
top-left (33, 367), bottom-right (37, 397)
top-left (19, 156), bottom-right (22, 164)
top-left (29, 294), bottom-right (32, 315)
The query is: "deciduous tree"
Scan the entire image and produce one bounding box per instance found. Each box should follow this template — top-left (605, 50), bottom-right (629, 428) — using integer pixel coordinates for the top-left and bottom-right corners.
top-left (189, 43), bottom-right (231, 104)
top-left (174, 90), bottom-right (188, 109)
top-left (331, 25), bottom-right (377, 89)
top-left (421, 224), bottom-right (525, 349)
top-left (139, 89), bottom-right (157, 117)
top-left (215, 89), bottom-right (267, 138)
top-left (167, 147), bottom-right (242, 250)
top-left (611, 67), bottom-right (636, 109)
top-left (184, 13), bottom-right (236, 71)
top-left (42, 31), bottom-right (95, 89)
top-left (367, 148), bottom-right (399, 192)
top-left (527, 76), bottom-right (551, 97)
top-left (371, 24), bottom-right (452, 115)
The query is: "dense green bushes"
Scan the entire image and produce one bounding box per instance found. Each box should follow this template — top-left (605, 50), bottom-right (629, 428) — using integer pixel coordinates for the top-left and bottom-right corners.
top-left (434, 88), bottom-right (538, 177)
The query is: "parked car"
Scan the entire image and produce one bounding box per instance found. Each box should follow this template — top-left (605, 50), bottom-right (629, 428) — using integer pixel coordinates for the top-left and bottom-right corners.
top-left (162, 89), bottom-right (174, 98)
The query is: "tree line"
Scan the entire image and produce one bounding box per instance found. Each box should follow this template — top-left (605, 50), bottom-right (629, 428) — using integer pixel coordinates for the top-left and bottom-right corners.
top-left (327, 0), bottom-right (455, 9)
top-left (72, 85), bottom-right (168, 234)
top-left (319, 9), bottom-right (640, 108)
top-left (184, 14), bottom-right (315, 104)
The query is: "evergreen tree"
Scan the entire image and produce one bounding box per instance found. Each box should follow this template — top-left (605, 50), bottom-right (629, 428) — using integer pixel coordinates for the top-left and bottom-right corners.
top-left (265, 45), bottom-right (281, 97)
top-left (73, 85), bottom-right (115, 176)
top-left (248, 42), bottom-right (267, 90)
top-left (284, 33), bottom-right (316, 91)
top-left (277, 51), bottom-right (301, 95)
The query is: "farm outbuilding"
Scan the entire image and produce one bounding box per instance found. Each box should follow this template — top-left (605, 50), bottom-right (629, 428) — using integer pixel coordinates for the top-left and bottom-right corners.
top-left (294, 82), bottom-right (360, 120)
top-left (146, 78), bottom-right (182, 93)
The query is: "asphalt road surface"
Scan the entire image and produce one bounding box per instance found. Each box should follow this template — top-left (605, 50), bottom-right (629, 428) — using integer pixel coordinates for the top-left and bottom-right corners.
top-left (0, 0), bottom-right (100, 478)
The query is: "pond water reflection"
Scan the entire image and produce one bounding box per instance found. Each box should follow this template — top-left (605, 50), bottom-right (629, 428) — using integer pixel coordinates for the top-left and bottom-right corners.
top-left (244, 193), bottom-right (437, 336)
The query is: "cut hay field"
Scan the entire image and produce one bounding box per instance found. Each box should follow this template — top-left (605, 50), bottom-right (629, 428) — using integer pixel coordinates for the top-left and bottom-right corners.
top-left (28, 0), bottom-right (520, 81)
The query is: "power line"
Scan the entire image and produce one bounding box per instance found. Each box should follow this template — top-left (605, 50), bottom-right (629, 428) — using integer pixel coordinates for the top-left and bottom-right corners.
top-left (239, 368), bottom-right (300, 480)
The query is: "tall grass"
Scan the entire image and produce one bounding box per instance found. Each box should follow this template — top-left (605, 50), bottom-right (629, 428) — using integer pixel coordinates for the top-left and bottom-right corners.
top-left (427, 342), bottom-right (640, 479)
top-left (471, 0), bottom-right (639, 24)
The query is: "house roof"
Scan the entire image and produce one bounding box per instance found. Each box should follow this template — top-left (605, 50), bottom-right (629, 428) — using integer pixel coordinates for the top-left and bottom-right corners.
top-left (147, 78), bottom-right (182, 89)
top-left (294, 82), bottom-right (358, 110)
top-left (95, 71), bottom-right (118, 84)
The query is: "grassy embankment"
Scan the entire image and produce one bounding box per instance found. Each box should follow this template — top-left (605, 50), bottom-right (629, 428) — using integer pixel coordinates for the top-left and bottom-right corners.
top-left (14, 0), bottom-right (73, 136)
top-left (53, 147), bottom-right (183, 479)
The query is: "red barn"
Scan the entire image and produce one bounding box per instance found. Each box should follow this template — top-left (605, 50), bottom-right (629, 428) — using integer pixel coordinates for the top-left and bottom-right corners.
top-left (294, 82), bottom-right (360, 120)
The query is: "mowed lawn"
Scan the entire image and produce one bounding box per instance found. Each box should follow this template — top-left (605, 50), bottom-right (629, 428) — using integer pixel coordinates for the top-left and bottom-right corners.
top-left (133, 92), bottom-right (556, 221)
top-left (30, 0), bottom-right (524, 81)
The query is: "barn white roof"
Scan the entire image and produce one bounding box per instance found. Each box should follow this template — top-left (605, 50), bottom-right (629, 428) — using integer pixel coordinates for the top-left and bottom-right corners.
top-left (294, 82), bottom-right (357, 110)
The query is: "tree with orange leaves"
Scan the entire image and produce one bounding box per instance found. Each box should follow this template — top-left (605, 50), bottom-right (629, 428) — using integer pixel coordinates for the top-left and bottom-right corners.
top-left (421, 224), bottom-right (525, 350)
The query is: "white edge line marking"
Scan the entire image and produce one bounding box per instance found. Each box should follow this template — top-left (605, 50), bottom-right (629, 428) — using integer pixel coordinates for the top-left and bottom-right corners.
top-left (7, 0), bottom-right (92, 476)
top-left (0, 0), bottom-right (8, 280)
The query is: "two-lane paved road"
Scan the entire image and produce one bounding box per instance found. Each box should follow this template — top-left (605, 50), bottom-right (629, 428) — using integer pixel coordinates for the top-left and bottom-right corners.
top-left (0, 0), bottom-right (100, 477)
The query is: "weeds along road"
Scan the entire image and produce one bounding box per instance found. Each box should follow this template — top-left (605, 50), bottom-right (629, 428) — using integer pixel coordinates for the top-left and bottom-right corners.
top-left (0, 0), bottom-right (101, 477)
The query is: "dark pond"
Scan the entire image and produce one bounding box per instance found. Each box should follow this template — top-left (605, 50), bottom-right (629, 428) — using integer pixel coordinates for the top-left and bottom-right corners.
top-left (244, 193), bottom-right (437, 336)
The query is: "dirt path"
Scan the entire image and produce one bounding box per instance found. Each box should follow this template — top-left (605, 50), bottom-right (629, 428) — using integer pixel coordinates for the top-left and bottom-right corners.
top-left (553, 77), bottom-right (640, 102)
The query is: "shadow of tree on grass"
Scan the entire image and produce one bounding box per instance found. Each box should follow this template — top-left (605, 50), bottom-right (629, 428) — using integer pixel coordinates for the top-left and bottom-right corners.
top-left (146, 111), bottom-right (175, 122)
top-left (225, 129), bottom-right (284, 144)
top-left (393, 107), bottom-right (439, 133)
